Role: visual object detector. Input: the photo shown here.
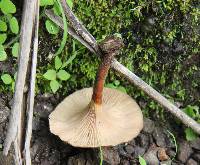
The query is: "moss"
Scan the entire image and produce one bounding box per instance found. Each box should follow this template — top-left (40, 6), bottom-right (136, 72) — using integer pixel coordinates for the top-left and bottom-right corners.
top-left (37, 1), bottom-right (199, 116)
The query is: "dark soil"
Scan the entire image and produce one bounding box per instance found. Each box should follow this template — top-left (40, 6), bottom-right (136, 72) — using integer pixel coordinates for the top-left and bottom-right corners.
top-left (0, 94), bottom-right (200, 165)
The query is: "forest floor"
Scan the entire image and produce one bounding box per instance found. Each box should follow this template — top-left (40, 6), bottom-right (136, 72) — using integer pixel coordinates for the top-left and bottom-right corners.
top-left (0, 93), bottom-right (200, 164)
top-left (0, 1), bottom-right (200, 165)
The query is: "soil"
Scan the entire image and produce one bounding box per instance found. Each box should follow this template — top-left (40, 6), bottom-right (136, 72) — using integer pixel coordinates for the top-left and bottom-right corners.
top-left (0, 93), bottom-right (200, 165)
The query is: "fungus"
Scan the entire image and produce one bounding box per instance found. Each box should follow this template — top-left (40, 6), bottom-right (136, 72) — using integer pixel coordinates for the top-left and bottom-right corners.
top-left (49, 36), bottom-right (143, 147)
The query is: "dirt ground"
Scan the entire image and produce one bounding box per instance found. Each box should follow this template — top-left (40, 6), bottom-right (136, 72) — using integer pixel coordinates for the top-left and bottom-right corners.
top-left (0, 93), bottom-right (200, 165)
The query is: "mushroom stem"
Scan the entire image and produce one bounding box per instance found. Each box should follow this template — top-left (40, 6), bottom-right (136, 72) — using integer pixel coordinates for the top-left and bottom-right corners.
top-left (92, 53), bottom-right (114, 105)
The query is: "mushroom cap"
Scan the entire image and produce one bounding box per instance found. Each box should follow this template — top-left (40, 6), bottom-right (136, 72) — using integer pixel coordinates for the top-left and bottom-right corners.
top-left (49, 87), bottom-right (143, 147)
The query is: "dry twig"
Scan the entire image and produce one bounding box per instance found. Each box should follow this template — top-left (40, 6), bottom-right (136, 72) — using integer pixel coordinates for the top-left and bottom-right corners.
top-left (3, 0), bottom-right (39, 156)
top-left (24, 0), bottom-right (39, 164)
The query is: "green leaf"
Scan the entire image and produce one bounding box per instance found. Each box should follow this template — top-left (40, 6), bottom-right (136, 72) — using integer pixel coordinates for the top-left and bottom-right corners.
top-left (53, 1), bottom-right (61, 15)
top-left (0, 0), bottom-right (16, 14)
top-left (114, 80), bottom-right (120, 86)
top-left (43, 69), bottom-right (56, 80)
top-left (0, 20), bottom-right (7, 31)
top-left (57, 70), bottom-right (70, 81)
top-left (66, 0), bottom-right (73, 9)
top-left (12, 42), bottom-right (19, 57)
top-left (0, 49), bottom-right (7, 61)
top-left (45, 20), bottom-right (59, 34)
top-left (139, 156), bottom-right (147, 165)
top-left (0, 33), bottom-right (7, 44)
top-left (1, 74), bottom-right (12, 84)
top-left (50, 80), bottom-right (60, 93)
top-left (40, 0), bottom-right (54, 6)
top-left (106, 83), bottom-right (116, 89)
top-left (9, 17), bottom-right (19, 34)
top-left (117, 86), bottom-right (127, 93)
top-left (185, 128), bottom-right (198, 141)
top-left (55, 56), bottom-right (62, 70)
top-left (0, 45), bottom-right (4, 51)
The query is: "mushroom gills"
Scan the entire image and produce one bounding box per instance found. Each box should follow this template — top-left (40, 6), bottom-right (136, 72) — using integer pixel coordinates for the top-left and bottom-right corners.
top-left (49, 87), bottom-right (143, 147)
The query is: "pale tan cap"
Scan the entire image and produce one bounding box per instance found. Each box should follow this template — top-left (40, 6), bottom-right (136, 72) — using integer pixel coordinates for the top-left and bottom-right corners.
top-left (49, 87), bottom-right (143, 147)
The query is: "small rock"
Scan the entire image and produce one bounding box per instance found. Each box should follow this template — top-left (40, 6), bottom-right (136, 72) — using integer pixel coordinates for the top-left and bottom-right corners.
top-left (102, 147), bottom-right (120, 165)
top-left (136, 133), bottom-right (150, 150)
top-left (160, 160), bottom-right (172, 165)
top-left (143, 145), bottom-right (160, 165)
top-left (190, 138), bottom-right (200, 150)
top-left (186, 158), bottom-right (198, 165)
top-left (153, 127), bottom-right (167, 147)
top-left (166, 149), bottom-right (176, 159)
top-left (192, 153), bottom-right (200, 162)
top-left (178, 140), bottom-right (193, 163)
top-left (143, 118), bottom-right (155, 133)
top-left (0, 104), bottom-right (10, 123)
top-left (125, 145), bottom-right (134, 154)
top-left (133, 146), bottom-right (146, 157)
top-left (32, 117), bottom-right (40, 131)
top-left (120, 160), bottom-right (130, 165)
top-left (158, 148), bottom-right (169, 161)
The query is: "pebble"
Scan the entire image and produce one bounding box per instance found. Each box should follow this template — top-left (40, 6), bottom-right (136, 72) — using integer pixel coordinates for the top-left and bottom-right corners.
top-left (178, 140), bottom-right (193, 163)
top-left (153, 127), bottom-right (167, 147)
top-left (143, 145), bottom-right (160, 165)
top-left (192, 153), bottom-right (200, 162)
top-left (158, 148), bottom-right (169, 161)
top-left (133, 146), bottom-right (146, 157)
top-left (190, 138), bottom-right (200, 150)
top-left (0, 104), bottom-right (9, 124)
top-left (125, 145), bottom-right (134, 154)
top-left (143, 118), bottom-right (155, 133)
top-left (137, 133), bottom-right (150, 150)
top-left (102, 147), bottom-right (120, 165)
top-left (186, 158), bottom-right (198, 165)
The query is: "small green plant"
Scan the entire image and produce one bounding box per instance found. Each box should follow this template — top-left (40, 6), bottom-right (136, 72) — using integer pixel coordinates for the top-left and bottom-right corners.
top-left (106, 80), bottom-right (127, 93)
top-left (43, 56), bottom-right (71, 93)
top-left (0, 0), bottom-right (19, 61)
top-left (40, 0), bottom-right (73, 35)
top-left (99, 146), bottom-right (103, 165)
top-left (183, 105), bottom-right (199, 141)
top-left (167, 130), bottom-right (178, 160)
top-left (0, 73), bottom-right (15, 91)
top-left (138, 155), bottom-right (147, 165)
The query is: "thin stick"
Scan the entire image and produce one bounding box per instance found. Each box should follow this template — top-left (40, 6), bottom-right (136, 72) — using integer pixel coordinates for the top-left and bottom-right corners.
top-left (47, 4), bottom-right (200, 134)
top-left (45, 9), bottom-right (96, 54)
top-left (112, 60), bottom-right (200, 133)
top-left (60, 0), bottom-right (101, 54)
top-left (3, 0), bottom-right (38, 155)
top-left (24, 0), bottom-right (39, 164)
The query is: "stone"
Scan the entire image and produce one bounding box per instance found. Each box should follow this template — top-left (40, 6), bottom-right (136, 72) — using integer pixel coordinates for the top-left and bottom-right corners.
top-left (158, 148), bottom-right (169, 161)
top-left (102, 147), bottom-right (120, 165)
top-left (178, 140), bottom-right (193, 163)
top-left (136, 133), bottom-right (150, 150)
top-left (0, 103), bottom-right (9, 123)
top-left (143, 118), bottom-right (155, 133)
top-left (143, 145), bottom-right (160, 165)
top-left (190, 138), bottom-right (200, 150)
top-left (192, 153), bottom-right (200, 162)
top-left (125, 145), bottom-right (134, 154)
top-left (160, 160), bottom-right (172, 165)
top-left (186, 159), bottom-right (198, 165)
top-left (166, 149), bottom-right (176, 159)
top-left (133, 146), bottom-right (146, 157)
top-left (153, 127), bottom-right (167, 147)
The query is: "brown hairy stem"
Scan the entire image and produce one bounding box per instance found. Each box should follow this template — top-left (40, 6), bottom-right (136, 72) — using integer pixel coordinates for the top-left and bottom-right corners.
top-left (92, 36), bottom-right (124, 105)
top-left (92, 54), bottom-right (113, 105)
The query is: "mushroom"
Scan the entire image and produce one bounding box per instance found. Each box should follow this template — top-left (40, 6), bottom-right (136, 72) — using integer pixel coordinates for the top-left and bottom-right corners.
top-left (49, 36), bottom-right (143, 147)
